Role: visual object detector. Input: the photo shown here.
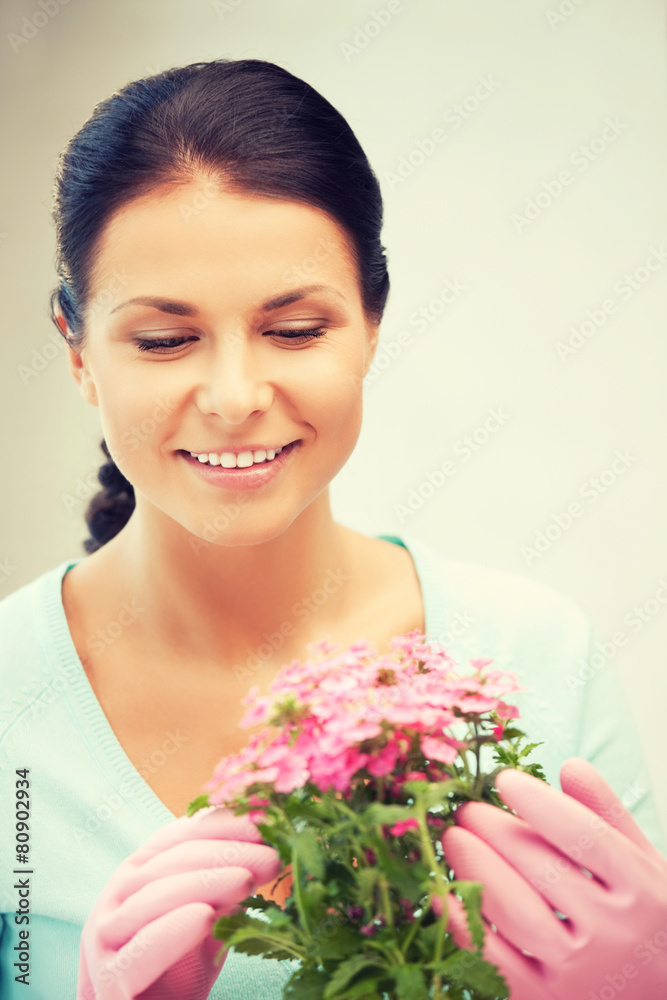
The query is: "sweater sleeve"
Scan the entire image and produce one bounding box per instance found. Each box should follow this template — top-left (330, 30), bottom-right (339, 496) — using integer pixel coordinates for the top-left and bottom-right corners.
top-left (569, 623), bottom-right (665, 854)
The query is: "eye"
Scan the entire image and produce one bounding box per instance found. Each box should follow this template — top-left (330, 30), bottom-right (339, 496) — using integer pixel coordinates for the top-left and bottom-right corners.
top-left (264, 327), bottom-right (328, 345)
top-left (133, 327), bottom-right (329, 353)
top-left (134, 336), bottom-right (196, 354)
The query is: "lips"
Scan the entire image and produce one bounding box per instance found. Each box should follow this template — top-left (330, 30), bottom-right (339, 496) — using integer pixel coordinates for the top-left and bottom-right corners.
top-left (180, 439), bottom-right (300, 490)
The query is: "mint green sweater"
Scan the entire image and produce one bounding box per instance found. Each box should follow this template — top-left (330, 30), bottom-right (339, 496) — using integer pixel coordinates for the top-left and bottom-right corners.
top-left (0, 532), bottom-right (663, 998)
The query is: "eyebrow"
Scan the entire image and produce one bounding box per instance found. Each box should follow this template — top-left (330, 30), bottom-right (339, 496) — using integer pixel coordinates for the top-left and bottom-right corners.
top-left (109, 284), bottom-right (346, 317)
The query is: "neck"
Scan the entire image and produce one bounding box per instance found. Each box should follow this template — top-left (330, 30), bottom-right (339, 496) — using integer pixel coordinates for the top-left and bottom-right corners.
top-left (97, 491), bottom-right (357, 669)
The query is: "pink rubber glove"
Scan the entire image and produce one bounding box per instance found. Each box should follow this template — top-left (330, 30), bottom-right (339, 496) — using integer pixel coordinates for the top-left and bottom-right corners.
top-left (77, 806), bottom-right (282, 1000)
top-left (437, 759), bottom-right (667, 999)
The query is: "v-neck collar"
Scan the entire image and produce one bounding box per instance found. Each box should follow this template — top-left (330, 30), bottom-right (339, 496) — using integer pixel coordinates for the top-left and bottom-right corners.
top-left (40, 531), bottom-right (445, 822)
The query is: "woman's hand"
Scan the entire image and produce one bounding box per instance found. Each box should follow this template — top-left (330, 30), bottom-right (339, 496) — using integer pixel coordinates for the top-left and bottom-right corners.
top-left (438, 758), bottom-right (667, 999)
top-left (77, 807), bottom-right (282, 1000)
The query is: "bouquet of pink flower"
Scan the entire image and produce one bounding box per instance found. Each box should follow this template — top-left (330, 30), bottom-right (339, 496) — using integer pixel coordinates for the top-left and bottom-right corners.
top-left (187, 630), bottom-right (547, 999)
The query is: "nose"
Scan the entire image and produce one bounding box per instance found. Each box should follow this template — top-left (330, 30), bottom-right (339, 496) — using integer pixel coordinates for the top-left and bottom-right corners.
top-left (194, 329), bottom-right (273, 423)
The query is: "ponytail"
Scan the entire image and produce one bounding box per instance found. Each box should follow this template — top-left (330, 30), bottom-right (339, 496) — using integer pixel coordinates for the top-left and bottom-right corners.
top-left (83, 440), bottom-right (135, 554)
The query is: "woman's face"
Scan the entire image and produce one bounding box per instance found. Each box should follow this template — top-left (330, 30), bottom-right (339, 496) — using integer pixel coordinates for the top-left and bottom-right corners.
top-left (65, 179), bottom-right (380, 546)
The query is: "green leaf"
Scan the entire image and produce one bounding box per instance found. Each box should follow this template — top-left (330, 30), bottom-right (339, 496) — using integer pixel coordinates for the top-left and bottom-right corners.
top-left (389, 963), bottom-right (429, 999)
top-left (322, 954), bottom-right (386, 999)
top-left (211, 916), bottom-right (303, 961)
top-left (312, 921), bottom-right (361, 961)
top-left (337, 977), bottom-right (383, 999)
top-left (404, 779), bottom-right (461, 808)
top-left (185, 794), bottom-right (210, 817)
top-left (290, 827), bottom-right (325, 880)
top-left (356, 865), bottom-right (379, 903)
top-left (264, 906), bottom-right (293, 929)
top-left (284, 796), bottom-right (335, 826)
top-left (491, 743), bottom-right (548, 785)
top-left (379, 854), bottom-right (431, 903)
top-left (210, 910), bottom-right (247, 938)
top-left (324, 857), bottom-right (357, 891)
top-left (243, 894), bottom-right (296, 929)
top-left (520, 760), bottom-right (548, 782)
top-left (450, 881), bottom-right (485, 951)
top-left (219, 929), bottom-right (298, 961)
top-left (416, 920), bottom-right (445, 953)
top-left (243, 893), bottom-right (284, 913)
top-left (500, 727), bottom-right (525, 740)
top-left (428, 950), bottom-right (509, 997)
top-left (300, 878), bottom-right (328, 927)
top-left (283, 966), bottom-right (328, 999)
top-left (490, 746), bottom-right (516, 766)
top-left (359, 803), bottom-right (416, 828)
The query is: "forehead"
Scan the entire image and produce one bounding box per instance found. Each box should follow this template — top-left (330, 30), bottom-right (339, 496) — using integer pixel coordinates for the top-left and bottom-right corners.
top-left (88, 180), bottom-right (360, 306)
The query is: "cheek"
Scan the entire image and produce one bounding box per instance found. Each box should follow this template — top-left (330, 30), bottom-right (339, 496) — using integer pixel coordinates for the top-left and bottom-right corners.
top-left (308, 374), bottom-right (365, 470)
top-left (309, 366), bottom-right (364, 434)
top-left (95, 377), bottom-right (174, 475)
top-left (104, 415), bottom-right (155, 473)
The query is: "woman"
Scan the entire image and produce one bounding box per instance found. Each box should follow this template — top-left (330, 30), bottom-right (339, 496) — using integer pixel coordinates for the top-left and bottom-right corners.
top-left (0, 58), bottom-right (664, 999)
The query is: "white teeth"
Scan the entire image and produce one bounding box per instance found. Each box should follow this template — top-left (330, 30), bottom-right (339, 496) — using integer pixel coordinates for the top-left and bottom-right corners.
top-left (188, 444), bottom-right (289, 468)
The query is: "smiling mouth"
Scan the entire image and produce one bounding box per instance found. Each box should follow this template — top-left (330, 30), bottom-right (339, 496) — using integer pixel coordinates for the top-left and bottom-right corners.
top-left (180, 439), bottom-right (300, 468)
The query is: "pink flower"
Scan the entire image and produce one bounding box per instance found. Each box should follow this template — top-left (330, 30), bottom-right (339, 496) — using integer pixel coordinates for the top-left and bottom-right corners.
top-left (366, 741), bottom-right (400, 777)
top-left (239, 686), bottom-right (276, 728)
top-left (274, 763), bottom-right (310, 793)
top-left (457, 693), bottom-right (500, 714)
top-left (247, 766), bottom-right (280, 785)
top-left (389, 818), bottom-right (419, 836)
top-left (495, 701), bottom-right (519, 720)
top-left (256, 742), bottom-right (291, 768)
top-left (420, 735), bottom-right (459, 765)
top-left (203, 631), bottom-right (524, 812)
top-left (310, 748), bottom-right (370, 793)
top-left (272, 752), bottom-right (311, 794)
top-left (246, 796), bottom-right (270, 823)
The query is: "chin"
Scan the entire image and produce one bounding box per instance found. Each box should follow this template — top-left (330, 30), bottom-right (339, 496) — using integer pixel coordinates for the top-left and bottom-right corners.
top-left (183, 504), bottom-right (304, 551)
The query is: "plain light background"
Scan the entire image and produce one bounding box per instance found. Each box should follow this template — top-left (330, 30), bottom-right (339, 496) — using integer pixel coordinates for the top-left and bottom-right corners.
top-left (1, 0), bottom-right (666, 831)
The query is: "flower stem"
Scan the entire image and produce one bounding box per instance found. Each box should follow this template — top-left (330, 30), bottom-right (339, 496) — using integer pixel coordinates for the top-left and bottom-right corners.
top-left (414, 804), bottom-right (449, 999)
top-left (472, 721), bottom-right (483, 798)
top-left (378, 875), bottom-right (395, 933)
top-left (290, 848), bottom-right (311, 940)
top-left (377, 874), bottom-right (406, 966)
top-left (398, 903), bottom-right (428, 955)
